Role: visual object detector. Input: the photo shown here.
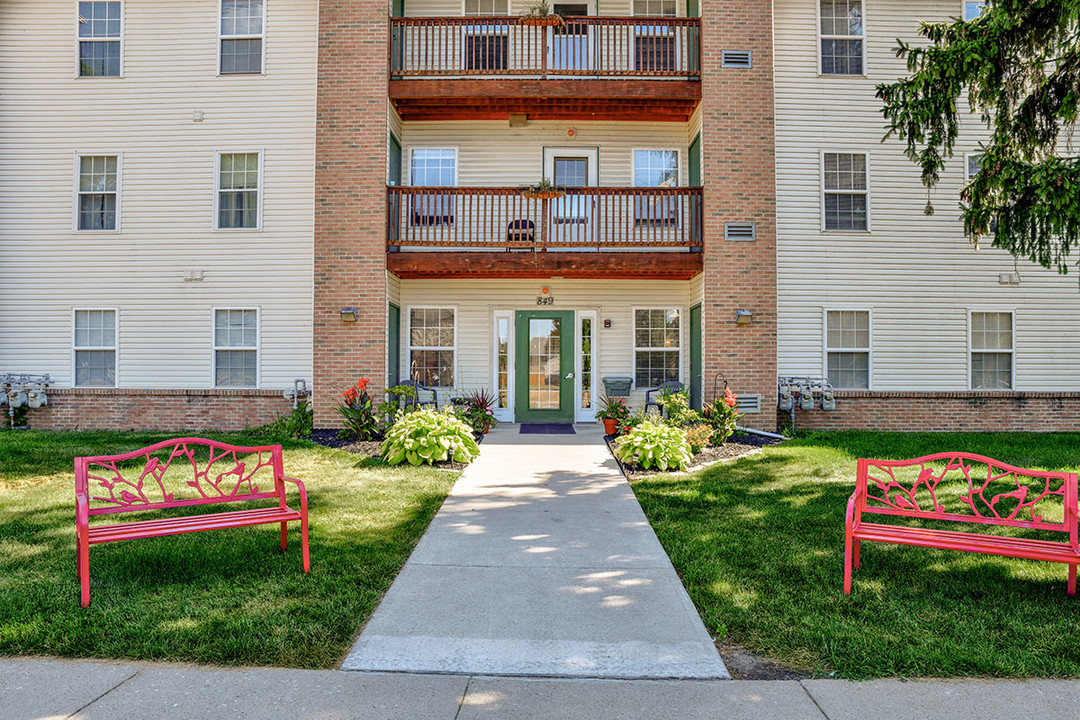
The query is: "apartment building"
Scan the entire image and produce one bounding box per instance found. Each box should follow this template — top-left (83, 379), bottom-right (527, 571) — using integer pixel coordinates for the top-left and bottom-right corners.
top-left (1, 0), bottom-right (1077, 433)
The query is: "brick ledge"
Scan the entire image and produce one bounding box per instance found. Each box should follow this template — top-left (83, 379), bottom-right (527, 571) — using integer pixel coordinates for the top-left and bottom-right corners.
top-left (46, 388), bottom-right (285, 398)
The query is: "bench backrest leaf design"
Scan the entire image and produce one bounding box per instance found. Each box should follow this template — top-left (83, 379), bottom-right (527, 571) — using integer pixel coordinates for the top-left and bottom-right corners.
top-left (857, 453), bottom-right (1078, 533)
top-left (76, 438), bottom-right (285, 516)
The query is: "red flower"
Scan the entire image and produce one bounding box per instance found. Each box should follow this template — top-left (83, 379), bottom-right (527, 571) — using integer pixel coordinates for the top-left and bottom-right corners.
top-left (724, 388), bottom-right (738, 408)
top-left (356, 377), bottom-right (370, 391)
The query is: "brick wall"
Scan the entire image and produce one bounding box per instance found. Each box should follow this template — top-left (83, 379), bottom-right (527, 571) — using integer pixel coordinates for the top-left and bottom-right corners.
top-left (786, 391), bottom-right (1080, 432)
top-left (26, 389), bottom-right (293, 432)
top-left (312, 0), bottom-right (389, 428)
top-left (700, 0), bottom-right (778, 430)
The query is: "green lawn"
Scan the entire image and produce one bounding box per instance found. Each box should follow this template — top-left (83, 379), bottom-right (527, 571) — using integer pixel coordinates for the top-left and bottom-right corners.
top-left (631, 432), bottom-right (1080, 679)
top-left (0, 431), bottom-right (456, 668)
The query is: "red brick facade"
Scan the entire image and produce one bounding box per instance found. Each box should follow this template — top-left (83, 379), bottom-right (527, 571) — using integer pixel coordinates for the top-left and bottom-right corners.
top-left (787, 391), bottom-right (1080, 433)
top-left (27, 389), bottom-right (292, 432)
top-left (699, 0), bottom-right (778, 430)
top-left (312, 0), bottom-right (390, 427)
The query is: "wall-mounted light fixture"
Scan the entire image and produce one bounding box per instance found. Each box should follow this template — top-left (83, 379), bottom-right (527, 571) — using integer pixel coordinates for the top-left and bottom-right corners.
top-left (340, 307), bottom-right (358, 323)
top-left (735, 309), bottom-right (753, 325)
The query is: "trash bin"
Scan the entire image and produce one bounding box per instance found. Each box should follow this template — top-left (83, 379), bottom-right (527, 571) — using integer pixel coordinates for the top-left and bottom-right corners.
top-left (602, 376), bottom-right (633, 398)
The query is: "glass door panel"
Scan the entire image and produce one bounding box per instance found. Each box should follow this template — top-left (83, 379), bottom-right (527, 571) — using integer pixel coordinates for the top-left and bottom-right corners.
top-left (515, 310), bottom-right (574, 422)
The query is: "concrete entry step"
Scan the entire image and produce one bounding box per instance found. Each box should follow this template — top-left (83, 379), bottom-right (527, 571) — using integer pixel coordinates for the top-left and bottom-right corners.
top-left (342, 424), bottom-right (729, 680)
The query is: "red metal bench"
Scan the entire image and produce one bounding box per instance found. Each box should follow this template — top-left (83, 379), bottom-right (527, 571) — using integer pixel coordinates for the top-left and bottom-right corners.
top-left (845, 453), bottom-right (1079, 596)
top-left (75, 437), bottom-right (309, 607)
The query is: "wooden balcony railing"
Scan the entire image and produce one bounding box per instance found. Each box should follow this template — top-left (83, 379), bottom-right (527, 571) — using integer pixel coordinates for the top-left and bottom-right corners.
top-left (390, 17), bottom-right (701, 79)
top-left (387, 186), bottom-right (703, 251)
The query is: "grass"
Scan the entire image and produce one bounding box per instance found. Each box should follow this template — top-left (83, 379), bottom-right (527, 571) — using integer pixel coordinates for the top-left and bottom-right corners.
top-left (0, 430), bottom-right (457, 668)
top-left (630, 431), bottom-right (1080, 679)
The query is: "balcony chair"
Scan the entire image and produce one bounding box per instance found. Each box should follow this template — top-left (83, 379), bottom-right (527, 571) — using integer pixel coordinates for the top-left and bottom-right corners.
top-left (644, 380), bottom-right (684, 415)
top-left (506, 219), bottom-right (535, 250)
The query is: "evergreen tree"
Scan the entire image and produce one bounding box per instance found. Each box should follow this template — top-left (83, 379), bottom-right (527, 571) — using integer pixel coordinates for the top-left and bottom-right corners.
top-left (877, 0), bottom-right (1080, 273)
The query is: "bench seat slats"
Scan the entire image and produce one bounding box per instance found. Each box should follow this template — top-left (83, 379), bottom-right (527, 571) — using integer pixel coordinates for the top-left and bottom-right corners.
top-left (854, 522), bottom-right (1080, 563)
top-left (86, 506), bottom-right (302, 544)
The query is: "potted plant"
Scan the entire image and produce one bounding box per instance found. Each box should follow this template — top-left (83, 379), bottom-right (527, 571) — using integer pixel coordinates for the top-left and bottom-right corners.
top-left (520, 177), bottom-right (566, 200)
top-left (463, 388), bottom-right (499, 434)
top-left (518, 0), bottom-right (566, 27)
top-left (596, 394), bottom-right (631, 436)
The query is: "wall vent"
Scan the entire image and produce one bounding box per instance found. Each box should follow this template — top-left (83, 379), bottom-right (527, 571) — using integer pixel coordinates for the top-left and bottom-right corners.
top-left (724, 222), bottom-right (756, 242)
top-left (735, 394), bottom-right (762, 414)
top-left (722, 50), bottom-right (753, 68)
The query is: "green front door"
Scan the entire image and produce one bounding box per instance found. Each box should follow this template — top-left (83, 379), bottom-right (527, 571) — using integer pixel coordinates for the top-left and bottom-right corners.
top-left (515, 310), bottom-right (575, 423)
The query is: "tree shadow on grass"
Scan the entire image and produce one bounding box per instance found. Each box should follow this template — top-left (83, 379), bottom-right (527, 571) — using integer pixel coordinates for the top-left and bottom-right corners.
top-left (631, 435), bottom-right (1080, 678)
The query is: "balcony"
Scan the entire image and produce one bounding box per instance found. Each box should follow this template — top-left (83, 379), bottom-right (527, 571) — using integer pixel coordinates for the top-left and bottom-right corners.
top-left (385, 186), bottom-right (704, 279)
top-left (389, 16), bottom-right (702, 122)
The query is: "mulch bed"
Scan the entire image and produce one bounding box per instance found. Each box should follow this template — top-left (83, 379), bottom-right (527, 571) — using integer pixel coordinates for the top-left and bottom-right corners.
top-left (304, 428), bottom-right (478, 471)
top-left (606, 431), bottom-right (783, 480)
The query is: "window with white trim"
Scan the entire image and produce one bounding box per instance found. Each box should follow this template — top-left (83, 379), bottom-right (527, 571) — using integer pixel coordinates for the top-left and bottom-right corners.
top-left (634, 0), bottom-right (677, 16)
top-left (77, 155), bottom-right (119, 230)
top-left (216, 152), bottom-right (261, 229)
top-left (970, 311), bottom-right (1013, 389)
top-left (74, 309), bottom-right (116, 387)
top-left (634, 309), bottom-right (680, 387)
top-left (965, 153), bottom-right (997, 234)
top-left (464, 0), bottom-right (508, 14)
top-left (409, 149), bottom-right (456, 226)
top-left (214, 309), bottom-right (258, 387)
top-left (826, 310), bottom-right (870, 389)
top-left (964, 1), bottom-right (987, 21)
top-left (409, 308), bottom-right (455, 387)
top-left (78, 2), bottom-right (121, 77)
top-left (820, 0), bottom-right (863, 75)
top-left (823, 152), bottom-right (868, 231)
top-left (634, 149), bottom-right (679, 225)
top-left (220, 0), bottom-right (264, 74)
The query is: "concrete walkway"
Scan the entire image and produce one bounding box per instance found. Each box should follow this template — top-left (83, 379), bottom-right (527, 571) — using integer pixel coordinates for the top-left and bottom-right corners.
top-left (7, 657), bottom-right (1080, 720)
top-left (342, 423), bottom-right (728, 679)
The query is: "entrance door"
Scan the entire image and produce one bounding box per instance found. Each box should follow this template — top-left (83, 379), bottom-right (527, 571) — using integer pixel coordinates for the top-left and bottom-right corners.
top-left (550, 3), bottom-right (590, 72)
top-left (690, 303), bottom-right (702, 410)
top-left (515, 310), bottom-right (574, 423)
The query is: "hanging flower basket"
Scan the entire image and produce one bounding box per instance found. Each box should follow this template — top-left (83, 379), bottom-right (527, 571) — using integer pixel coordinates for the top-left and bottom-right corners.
top-left (518, 14), bottom-right (565, 27)
top-left (520, 179), bottom-right (566, 200)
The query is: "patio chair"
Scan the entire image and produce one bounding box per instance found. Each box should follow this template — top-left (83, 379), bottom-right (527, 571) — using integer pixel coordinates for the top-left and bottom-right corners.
top-left (397, 380), bottom-right (438, 409)
top-left (644, 381), bottom-right (684, 415)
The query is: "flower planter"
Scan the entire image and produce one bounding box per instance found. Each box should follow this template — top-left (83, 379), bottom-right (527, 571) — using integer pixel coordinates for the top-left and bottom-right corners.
top-left (521, 189), bottom-right (566, 200)
top-left (518, 15), bottom-right (564, 27)
top-left (603, 418), bottom-right (618, 435)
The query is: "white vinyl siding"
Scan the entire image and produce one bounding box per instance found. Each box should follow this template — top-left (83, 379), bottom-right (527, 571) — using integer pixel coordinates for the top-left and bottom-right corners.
top-left (825, 310), bottom-right (870, 389)
top-left (220, 0), bottom-right (264, 74)
top-left (819, 0), bottom-right (864, 75)
top-left (970, 311), bottom-right (1013, 390)
top-left (409, 307), bottom-right (456, 387)
top-left (77, 1), bottom-right (122, 77)
top-left (214, 308), bottom-right (258, 387)
top-left (634, 308), bottom-right (680, 388)
top-left (76, 154), bottom-right (119, 231)
top-left (0, 0), bottom-right (316, 390)
top-left (215, 151), bottom-right (262, 230)
top-left (73, 309), bottom-right (117, 387)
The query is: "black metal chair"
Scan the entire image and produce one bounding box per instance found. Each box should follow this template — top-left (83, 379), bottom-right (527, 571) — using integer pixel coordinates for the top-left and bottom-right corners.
top-left (644, 381), bottom-right (684, 414)
top-left (397, 380), bottom-right (438, 409)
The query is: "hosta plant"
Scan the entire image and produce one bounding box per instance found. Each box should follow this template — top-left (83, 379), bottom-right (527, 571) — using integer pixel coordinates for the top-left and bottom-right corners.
top-left (614, 420), bottom-right (692, 471)
top-left (381, 407), bottom-right (480, 466)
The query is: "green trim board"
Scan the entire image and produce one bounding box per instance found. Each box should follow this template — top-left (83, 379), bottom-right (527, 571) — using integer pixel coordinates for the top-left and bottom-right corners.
top-left (388, 303), bottom-right (400, 388)
top-left (515, 310), bottom-right (575, 423)
top-left (690, 303), bottom-right (702, 410)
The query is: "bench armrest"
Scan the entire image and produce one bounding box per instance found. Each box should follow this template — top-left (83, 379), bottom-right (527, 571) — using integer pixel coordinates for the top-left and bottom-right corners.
top-left (281, 475), bottom-right (308, 514)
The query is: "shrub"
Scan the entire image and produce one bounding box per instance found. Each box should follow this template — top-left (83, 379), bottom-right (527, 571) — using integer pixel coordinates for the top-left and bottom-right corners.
top-left (381, 407), bottom-right (480, 466)
top-left (658, 389), bottom-right (702, 428)
top-left (614, 420), bottom-right (692, 471)
top-left (259, 404), bottom-right (313, 438)
top-left (702, 387), bottom-right (741, 445)
top-left (337, 378), bottom-right (380, 440)
top-left (684, 423), bottom-right (712, 454)
top-left (378, 384), bottom-right (418, 426)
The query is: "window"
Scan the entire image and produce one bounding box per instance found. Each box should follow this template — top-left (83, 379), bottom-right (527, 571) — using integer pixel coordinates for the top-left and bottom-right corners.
top-left (409, 308), bottom-right (455, 387)
top-left (464, 0), bottom-right (509, 14)
top-left (965, 153), bottom-right (997, 234)
top-left (580, 316), bottom-right (593, 410)
top-left (78, 2), bottom-right (121, 77)
top-left (820, 0), bottom-right (863, 75)
top-left (826, 310), bottom-right (870, 389)
top-left (634, 0), bottom-right (677, 15)
top-left (220, 0), bottom-right (264, 74)
top-left (77, 155), bottom-right (119, 230)
top-left (970, 311), bottom-right (1013, 389)
top-left (496, 315), bottom-right (510, 408)
top-left (634, 149), bottom-right (679, 225)
top-left (214, 309), bottom-right (258, 387)
top-left (216, 152), bottom-right (261, 229)
top-left (823, 152), bottom-right (869, 231)
top-left (410, 149), bottom-right (456, 226)
top-left (634, 309), bottom-right (680, 387)
top-left (74, 310), bottom-right (116, 387)
top-left (964, 1), bottom-right (987, 21)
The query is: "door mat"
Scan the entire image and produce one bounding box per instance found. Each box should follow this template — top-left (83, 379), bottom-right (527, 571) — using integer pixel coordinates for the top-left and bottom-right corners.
top-left (519, 423), bottom-right (576, 435)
